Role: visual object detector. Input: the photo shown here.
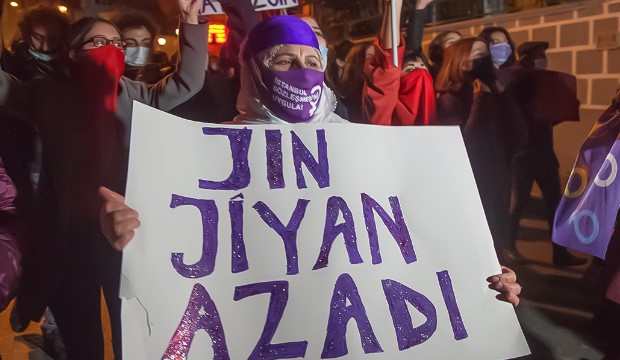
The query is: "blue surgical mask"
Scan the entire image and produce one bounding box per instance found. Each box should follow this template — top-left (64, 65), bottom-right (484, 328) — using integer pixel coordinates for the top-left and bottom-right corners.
top-left (319, 46), bottom-right (329, 69)
top-left (28, 48), bottom-right (55, 62)
top-left (490, 42), bottom-right (512, 66)
top-left (124, 46), bottom-right (150, 67)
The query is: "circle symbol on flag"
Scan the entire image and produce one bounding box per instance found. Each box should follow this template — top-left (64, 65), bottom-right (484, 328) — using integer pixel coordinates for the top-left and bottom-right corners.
top-left (569, 210), bottom-right (599, 245)
top-left (594, 154), bottom-right (618, 187)
top-left (565, 168), bottom-right (588, 198)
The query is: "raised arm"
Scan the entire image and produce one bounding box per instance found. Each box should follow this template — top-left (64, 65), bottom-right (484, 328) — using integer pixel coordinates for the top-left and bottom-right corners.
top-left (405, 0), bottom-right (434, 56)
top-left (219, 0), bottom-right (259, 71)
top-left (125, 0), bottom-right (207, 111)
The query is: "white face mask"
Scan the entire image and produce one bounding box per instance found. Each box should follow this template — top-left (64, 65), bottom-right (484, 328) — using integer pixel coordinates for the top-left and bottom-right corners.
top-left (29, 48), bottom-right (55, 62)
top-left (124, 46), bottom-right (150, 67)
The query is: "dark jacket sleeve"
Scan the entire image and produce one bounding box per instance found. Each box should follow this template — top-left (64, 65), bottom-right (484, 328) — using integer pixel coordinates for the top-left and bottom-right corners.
top-left (123, 22), bottom-right (208, 111)
top-left (219, 0), bottom-right (259, 70)
top-left (0, 70), bottom-right (33, 125)
top-left (436, 92), bottom-right (467, 126)
top-left (0, 156), bottom-right (20, 312)
top-left (405, 8), bottom-right (428, 56)
top-left (462, 92), bottom-right (496, 136)
top-left (463, 91), bottom-right (528, 162)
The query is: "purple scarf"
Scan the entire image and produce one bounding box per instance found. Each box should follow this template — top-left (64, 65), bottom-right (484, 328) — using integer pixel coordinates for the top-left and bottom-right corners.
top-left (244, 16), bottom-right (325, 123)
top-left (245, 16), bottom-right (319, 60)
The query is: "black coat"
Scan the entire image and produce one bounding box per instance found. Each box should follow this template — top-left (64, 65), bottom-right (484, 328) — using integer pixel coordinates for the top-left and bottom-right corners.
top-left (437, 88), bottom-right (527, 253)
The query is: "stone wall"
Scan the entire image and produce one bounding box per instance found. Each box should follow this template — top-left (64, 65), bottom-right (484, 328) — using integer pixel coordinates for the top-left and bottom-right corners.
top-left (423, 0), bottom-right (620, 183)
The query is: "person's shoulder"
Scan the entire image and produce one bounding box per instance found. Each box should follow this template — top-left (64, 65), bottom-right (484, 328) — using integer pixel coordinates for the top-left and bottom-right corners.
top-left (436, 90), bottom-right (460, 104)
top-left (326, 113), bottom-right (349, 124)
top-left (119, 76), bottom-right (148, 96)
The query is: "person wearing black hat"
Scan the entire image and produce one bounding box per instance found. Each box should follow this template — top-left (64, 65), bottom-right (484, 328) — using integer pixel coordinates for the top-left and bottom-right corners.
top-left (509, 41), bottom-right (586, 267)
top-left (516, 41), bottom-right (548, 70)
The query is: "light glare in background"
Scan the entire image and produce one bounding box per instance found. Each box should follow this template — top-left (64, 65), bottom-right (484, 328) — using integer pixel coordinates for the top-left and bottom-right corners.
top-left (208, 23), bottom-right (227, 44)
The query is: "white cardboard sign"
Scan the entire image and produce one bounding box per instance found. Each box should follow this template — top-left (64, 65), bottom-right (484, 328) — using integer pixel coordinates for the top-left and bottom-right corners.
top-left (121, 102), bottom-right (530, 360)
top-left (200, 0), bottom-right (299, 15)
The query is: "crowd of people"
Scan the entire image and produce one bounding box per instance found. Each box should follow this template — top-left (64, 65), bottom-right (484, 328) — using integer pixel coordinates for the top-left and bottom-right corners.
top-left (0, 0), bottom-right (617, 359)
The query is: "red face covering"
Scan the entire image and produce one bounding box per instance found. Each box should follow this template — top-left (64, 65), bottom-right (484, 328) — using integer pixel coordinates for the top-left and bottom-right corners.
top-left (75, 44), bottom-right (125, 109)
top-left (72, 45), bottom-right (126, 219)
top-left (399, 69), bottom-right (436, 126)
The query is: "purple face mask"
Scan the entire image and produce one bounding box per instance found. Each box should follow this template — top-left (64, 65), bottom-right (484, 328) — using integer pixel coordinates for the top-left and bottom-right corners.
top-left (258, 66), bottom-right (324, 123)
top-left (490, 42), bottom-right (512, 66)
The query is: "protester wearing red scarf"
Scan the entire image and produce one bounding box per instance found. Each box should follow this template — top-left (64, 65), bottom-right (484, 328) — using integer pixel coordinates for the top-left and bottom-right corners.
top-left (362, 0), bottom-right (436, 126)
top-left (364, 40), bottom-right (436, 126)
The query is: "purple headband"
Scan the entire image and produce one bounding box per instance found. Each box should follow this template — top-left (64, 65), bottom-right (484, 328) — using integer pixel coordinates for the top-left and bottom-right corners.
top-left (245, 16), bottom-right (319, 60)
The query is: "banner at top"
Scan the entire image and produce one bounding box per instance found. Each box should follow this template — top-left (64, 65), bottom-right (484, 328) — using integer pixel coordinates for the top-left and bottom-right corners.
top-left (200, 0), bottom-right (299, 15)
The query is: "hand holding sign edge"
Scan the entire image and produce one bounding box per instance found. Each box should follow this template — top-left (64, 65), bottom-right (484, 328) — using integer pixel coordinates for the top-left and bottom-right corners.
top-left (487, 266), bottom-right (522, 307)
top-left (99, 186), bottom-right (141, 252)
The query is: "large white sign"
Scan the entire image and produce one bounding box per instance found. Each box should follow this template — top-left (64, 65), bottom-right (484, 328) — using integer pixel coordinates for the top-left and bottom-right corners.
top-left (200, 0), bottom-right (299, 15)
top-left (121, 102), bottom-right (530, 360)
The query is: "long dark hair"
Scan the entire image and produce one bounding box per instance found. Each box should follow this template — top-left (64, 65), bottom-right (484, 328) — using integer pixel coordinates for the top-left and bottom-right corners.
top-left (428, 31), bottom-right (462, 66)
top-left (19, 5), bottom-right (70, 47)
top-left (428, 31), bottom-right (462, 78)
top-left (325, 40), bottom-right (353, 90)
top-left (67, 17), bottom-right (120, 54)
top-left (435, 37), bottom-right (480, 93)
top-left (336, 42), bottom-right (372, 100)
top-left (478, 27), bottom-right (517, 67)
top-left (114, 12), bottom-right (158, 40)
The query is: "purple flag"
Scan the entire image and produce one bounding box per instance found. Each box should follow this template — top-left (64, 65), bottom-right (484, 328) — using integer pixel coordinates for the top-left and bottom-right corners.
top-left (553, 102), bottom-right (620, 259)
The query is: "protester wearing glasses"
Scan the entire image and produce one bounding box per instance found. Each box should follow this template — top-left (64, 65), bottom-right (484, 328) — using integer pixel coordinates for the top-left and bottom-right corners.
top-left (0, 1), bottom-right (206, 358)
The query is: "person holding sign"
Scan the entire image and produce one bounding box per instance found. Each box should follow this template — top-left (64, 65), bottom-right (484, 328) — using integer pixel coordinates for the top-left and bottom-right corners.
top-left (233, 16), bottom-right (345, 125)
top-left (0, 0), bottom-right (207, 358)
top-left (99, 15), bottom-right (522, 323)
